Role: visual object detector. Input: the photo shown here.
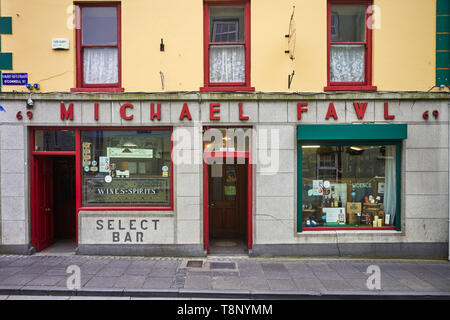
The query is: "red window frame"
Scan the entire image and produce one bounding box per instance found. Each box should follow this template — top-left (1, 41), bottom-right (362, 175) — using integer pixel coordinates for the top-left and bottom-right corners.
top-left (324, 0), bottom-right (377, 92)
top-left (201, 0), bottom-right (254, 92)
top-left (30, 127), bottom-right (174, 213)
top-left (72, 2), bottom-right (124, 93)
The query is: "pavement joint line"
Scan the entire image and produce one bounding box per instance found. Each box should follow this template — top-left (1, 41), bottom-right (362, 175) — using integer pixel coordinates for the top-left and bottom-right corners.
top-left (0, 286), bottom-right (449, 299)
top-left (2, 254), bottom-right (449, 264)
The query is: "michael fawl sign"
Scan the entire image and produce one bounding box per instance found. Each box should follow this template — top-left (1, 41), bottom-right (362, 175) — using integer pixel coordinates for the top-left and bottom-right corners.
top-left (84, 178), bottom-right (170, 205)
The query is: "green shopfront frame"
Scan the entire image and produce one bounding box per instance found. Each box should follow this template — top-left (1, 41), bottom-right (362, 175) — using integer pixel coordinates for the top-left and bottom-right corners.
top-left (297, 124), bottom-right (407, 232)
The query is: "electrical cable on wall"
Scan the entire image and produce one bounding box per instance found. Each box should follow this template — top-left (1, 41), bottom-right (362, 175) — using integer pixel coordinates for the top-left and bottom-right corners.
top-left (160, 71), bottom-right (165, 90)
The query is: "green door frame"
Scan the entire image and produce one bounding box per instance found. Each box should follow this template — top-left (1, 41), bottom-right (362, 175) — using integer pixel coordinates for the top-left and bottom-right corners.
top-left (297, 124), bottom-right (407, 232)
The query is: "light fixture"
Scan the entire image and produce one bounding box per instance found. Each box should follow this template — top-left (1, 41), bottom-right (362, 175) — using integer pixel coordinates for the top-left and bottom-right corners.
top-left (122, 142), bottom-right (137, 148)
top-left (302, 145), bottom-right (320, 149)
top-left (26, 93), bottom-right (34, 108)
top-left (122, 141), bottom-right (137, 154)
top-left (350, 146), bottom-right (363, 151)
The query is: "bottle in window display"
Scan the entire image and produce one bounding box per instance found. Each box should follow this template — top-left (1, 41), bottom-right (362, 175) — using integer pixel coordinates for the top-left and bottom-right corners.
top-left (338, 196), bottom-right (342, 208)
top-left (338, 209), bottom-right (345, 225)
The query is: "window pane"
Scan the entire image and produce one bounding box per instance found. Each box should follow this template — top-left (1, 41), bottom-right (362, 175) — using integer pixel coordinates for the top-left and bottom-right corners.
top-left (82, 7), bottom-right (117, 45)
top-left (210, 6), bottom-right (245, 42)
top-left (203, 128), bottom-right (251, 152)
top-left (34, 130), bottom-right (75, 151)
top-left (331, 5), bottom-right (366, 42)
top-left (301, 145), bottom-right (397, 228)
top-left (330, 45), bottom-right (365, 82)
top-left (228, 128), bottom-right (251, 152)
top-left (81, 130), bottom-right (171, 207)
top-left (210, 45), bottom-right (245, 83)
top-left (83, 47), bottom-right (118, 84)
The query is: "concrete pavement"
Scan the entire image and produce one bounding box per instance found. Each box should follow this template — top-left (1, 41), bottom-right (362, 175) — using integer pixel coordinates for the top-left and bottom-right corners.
top-left (0, 254), bottom-right (449, 299)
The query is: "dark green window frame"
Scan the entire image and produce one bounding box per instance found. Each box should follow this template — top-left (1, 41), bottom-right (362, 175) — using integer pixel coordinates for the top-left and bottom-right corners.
top-left (297, 124), bottom-right (407, 232)
top-left (436, 0), bottom-right (450, 86)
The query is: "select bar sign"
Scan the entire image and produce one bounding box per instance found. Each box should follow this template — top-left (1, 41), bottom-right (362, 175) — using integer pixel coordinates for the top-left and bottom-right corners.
top-left (2, 73), bottom-right (28, 85)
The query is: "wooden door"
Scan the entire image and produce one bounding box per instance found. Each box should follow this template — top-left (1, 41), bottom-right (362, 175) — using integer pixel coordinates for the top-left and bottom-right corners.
top-left (209, 163), bottom-right (247, 239)
top-left (34, 157), bottom-right (55, 251)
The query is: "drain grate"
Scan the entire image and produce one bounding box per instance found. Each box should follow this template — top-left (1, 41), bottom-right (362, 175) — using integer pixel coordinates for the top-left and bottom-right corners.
top-left (210, 262), bottom-right (236, 270)
top-left (187, 260), bottom-right (203, 268)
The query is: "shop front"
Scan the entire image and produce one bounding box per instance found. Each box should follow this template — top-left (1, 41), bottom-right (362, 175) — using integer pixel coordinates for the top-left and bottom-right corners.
top-left (0, 93), bottom-right (448, 258)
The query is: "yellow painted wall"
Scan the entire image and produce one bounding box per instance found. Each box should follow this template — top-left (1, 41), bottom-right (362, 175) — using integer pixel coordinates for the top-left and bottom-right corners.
top-left (373, 0), bottom-right (436, 91)
top-left (0, 0), bottom-right (437, 93)
top-left (1, 0), bottom-right (76, 92)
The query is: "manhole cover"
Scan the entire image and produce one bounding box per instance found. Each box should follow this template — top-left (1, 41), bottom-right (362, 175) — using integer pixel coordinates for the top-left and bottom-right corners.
top-left (215, 241), bottom-right (237, 247)
top-left (210, 262), bottom-right (236, 270)
top-left (187, 260), bottom-right (203, 268)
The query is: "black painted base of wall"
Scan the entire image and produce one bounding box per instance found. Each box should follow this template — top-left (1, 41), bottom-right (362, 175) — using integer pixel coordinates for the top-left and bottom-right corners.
top-left (250, 242), bottom-right (449, 259)
top-left (0, 245), bottom-right (35, 255)
top-left (77, 244), bottom-right (206, 257)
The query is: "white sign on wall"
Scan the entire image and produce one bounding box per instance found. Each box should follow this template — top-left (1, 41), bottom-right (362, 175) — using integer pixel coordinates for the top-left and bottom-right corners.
top-left (79, 215), bottom-right (174, 244)
top-left (52, 38), bottom-right (70, 50)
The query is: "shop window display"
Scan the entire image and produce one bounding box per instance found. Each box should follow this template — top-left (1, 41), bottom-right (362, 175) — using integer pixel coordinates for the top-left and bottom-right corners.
top-left (81, 130), bottom-right (171, 207)
top-left (301, 144), bottom-right (397, 228)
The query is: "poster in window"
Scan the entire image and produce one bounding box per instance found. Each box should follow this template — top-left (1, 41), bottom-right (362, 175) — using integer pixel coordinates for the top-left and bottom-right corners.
top-left (313, 180), bottom-right (324, 196)
top-left (351, 182), bottom-right (373, 202)
top-left (99, 156), bottom-right (110, 173)
top-left (377, 182), bottom-right (385, 194)
top-left (224, 166), bottom-right (237, 196)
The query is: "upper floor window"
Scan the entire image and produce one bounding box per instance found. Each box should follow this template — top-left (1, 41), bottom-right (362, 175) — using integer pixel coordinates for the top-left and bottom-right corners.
top-left (201, 1), bottom-right (254, 92)
top-left (73, 3), bottom-right (123, 92)
top-left (325, 0), bottom-right (377, 91)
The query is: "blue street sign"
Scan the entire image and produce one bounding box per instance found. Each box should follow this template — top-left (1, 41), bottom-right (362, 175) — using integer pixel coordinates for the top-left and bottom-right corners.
top-left (2, 73), bottom-right (28, 85)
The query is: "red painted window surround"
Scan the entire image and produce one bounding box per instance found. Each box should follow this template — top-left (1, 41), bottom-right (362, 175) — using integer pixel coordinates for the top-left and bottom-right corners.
top-left (304, 227), bottom-right (396, 231)
top-left (72, 2), bottom-right (124, 93)
top-left (30, 127), bottom-right (174, 213)
top-left (200, 0), bottom-right (255, 92)
top-left (325, 0), bottom-right (377, 92)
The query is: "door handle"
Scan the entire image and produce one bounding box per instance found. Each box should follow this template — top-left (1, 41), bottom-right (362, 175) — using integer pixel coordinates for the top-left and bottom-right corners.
top-left (209, 203), bottom-right (215, 208)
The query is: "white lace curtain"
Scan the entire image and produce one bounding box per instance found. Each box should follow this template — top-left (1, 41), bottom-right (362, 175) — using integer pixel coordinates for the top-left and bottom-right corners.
top-left (210, 45), bottom-right (245, 83)
top-left (383, 146), bottom-right (397, 226)
top-left (83, 47), bottom-right (118, 84)
top-left (330, 45), bottom-right (365, 82)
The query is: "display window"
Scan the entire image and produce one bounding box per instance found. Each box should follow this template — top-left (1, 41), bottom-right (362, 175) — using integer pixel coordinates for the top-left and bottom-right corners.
top-left (81, 129), bottom-right (172, 207)
top-left (301, 144), bottom-right (397, 229)
top-left (297, 124), bottom-right (407, 232)
top-left (31, 127), bottom-right (173, 212)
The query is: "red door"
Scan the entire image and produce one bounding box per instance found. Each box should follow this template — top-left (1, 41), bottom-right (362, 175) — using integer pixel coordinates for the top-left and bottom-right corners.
top-left (34, 157), bottom-right (55, 251)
